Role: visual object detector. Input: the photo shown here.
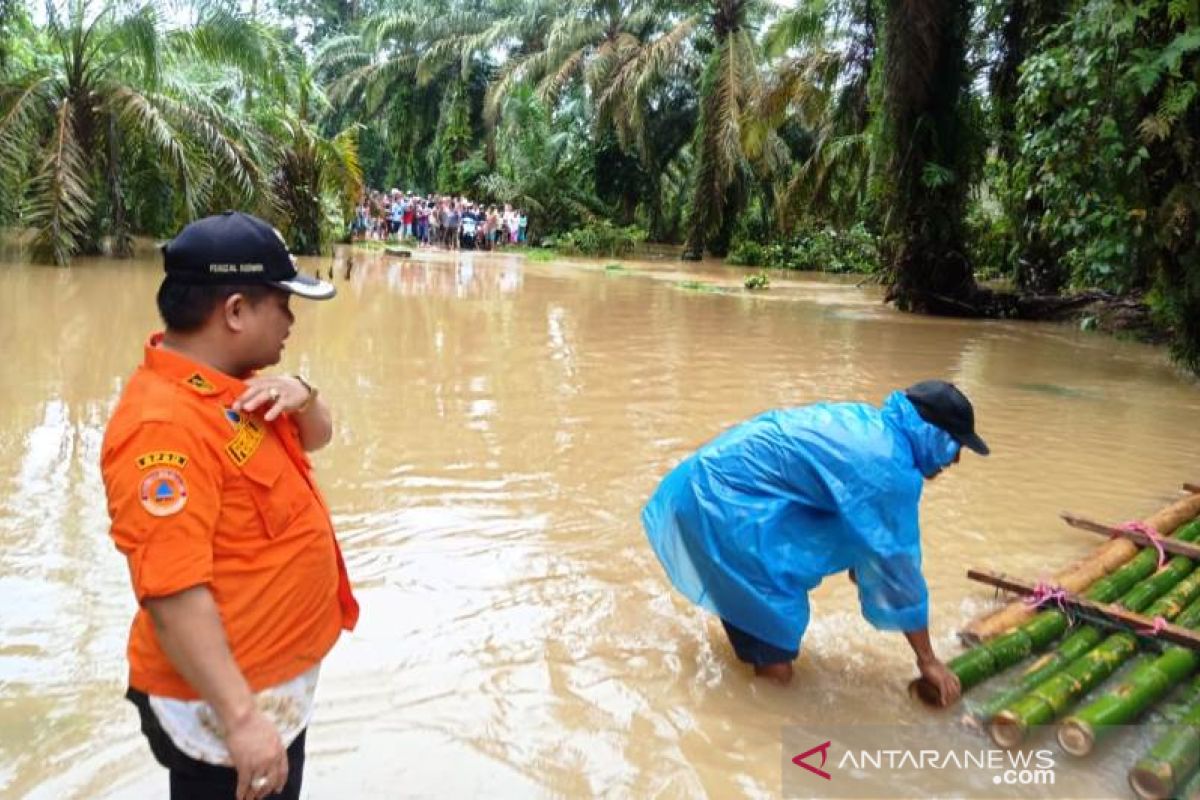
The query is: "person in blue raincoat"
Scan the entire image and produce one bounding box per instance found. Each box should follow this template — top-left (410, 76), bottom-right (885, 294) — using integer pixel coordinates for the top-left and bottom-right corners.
top-left (641, 380), bottom-right (988, 705)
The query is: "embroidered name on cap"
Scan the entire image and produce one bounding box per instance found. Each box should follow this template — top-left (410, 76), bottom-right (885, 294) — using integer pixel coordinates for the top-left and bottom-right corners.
top-left (209, 263), bottom-right (265, 273)
top-left (136, 451), bottom-right (189, 470)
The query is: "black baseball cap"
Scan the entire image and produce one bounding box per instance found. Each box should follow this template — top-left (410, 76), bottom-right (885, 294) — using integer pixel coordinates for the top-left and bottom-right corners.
top-left (904, 380), bottom-right (990, 456)
top-left (162, 211), bottom-right (335, 300)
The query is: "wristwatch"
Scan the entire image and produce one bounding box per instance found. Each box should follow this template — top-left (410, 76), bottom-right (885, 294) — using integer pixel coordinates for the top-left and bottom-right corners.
top-left (293, 374), bottom-right (318, 413)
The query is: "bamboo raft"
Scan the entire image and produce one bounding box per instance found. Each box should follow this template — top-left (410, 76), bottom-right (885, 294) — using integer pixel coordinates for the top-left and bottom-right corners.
top-left (910, 485), bottom-right (1200, 800)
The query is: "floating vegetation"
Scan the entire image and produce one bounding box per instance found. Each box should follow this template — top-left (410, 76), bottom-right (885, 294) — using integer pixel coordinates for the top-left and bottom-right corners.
top-left (675, 280), bottom-right (722, 294)
top-left (744, 271), bottom-right (770, 290)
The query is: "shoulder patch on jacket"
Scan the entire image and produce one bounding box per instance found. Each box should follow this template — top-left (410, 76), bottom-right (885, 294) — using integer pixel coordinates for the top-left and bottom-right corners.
top-left (135, 451), bottom-right (189, 470)
top-left (225, 414), bottom-right (265, 466)
top-left (184, 372), bottom-right (218, 395)
top-left (138, 468), bottom-right (189, 517)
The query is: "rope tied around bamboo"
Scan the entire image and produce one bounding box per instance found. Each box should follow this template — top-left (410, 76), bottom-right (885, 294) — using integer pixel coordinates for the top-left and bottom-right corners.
top-left (987, 551), bottom-right (1200, 749)
top-left (960, 492), bottom-right (1200, 644)
top-left (1116, 520), bottom-right (1168, 569)
top-left (910, 516), bottom-right (1200, 709)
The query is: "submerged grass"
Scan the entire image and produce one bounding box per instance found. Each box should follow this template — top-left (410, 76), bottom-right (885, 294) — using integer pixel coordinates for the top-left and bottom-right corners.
top-left (675, 280), bottom-right (722, 294)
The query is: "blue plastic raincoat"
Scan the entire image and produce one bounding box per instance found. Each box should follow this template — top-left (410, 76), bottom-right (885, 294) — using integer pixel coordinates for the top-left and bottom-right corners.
top-left (641, 391), bottom-right (960, 652)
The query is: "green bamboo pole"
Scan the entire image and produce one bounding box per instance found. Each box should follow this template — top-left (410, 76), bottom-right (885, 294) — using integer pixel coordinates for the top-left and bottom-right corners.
top-left (933, 546), bottom-right (1164, 696)
top-left (1128, 677), bottom-right (1200, 800)
top-left (912, 528), bottom-right (1193, 706)
top-left (1176, 766), bottom-right (1200, 799)
top-left (974, 525), bottom-right (1200, 723)
top-left (1058, 591), bottom-right (1200, 757)
top-left (988, 553), bottom-right (1199, 747)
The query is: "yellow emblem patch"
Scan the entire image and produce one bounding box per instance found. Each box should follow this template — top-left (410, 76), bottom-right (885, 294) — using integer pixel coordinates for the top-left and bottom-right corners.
top-left (224, 413), bottom-right (265, 466)
top-left (135, 451), bottom-right (189, 470)
top-left (184, 372), bottom-right (218, 395)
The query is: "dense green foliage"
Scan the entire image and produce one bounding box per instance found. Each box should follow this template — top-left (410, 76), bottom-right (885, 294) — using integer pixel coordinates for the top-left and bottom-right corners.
top-left (0, 1), bottom-right (361, 260)
top-left (1, 0), bottom-right (1198, 372)
top-left (728, 223), bottom-right (878, 274)
top-left (554, 220), bottom-right (647, 257)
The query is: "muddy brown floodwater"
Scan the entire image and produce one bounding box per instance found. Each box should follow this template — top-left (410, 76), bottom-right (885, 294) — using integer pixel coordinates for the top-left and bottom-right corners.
top-left (1, 245), bottom-right (1197, 798)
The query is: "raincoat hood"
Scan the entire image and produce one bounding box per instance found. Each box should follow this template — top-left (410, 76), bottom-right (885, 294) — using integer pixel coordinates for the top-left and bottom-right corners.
top-left (880, 391), bottom-right (961, 478)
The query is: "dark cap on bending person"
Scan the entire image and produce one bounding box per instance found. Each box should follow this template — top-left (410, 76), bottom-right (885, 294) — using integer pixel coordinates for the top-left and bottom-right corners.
top-left (904, 379), bottom-right (989, 456)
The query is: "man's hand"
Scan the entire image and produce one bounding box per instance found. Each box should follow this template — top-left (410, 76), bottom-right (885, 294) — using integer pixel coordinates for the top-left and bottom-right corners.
top-left (903, 628), bottom-right (961, 708)
top-left (145, 587), bottom-right (290, 798)
top-left (226, 707), bottom-right (288, 800)
top-left (233, 376), bottom-right (312, 422)
top-left (917, 657), bottom-right (962, 708)
top-left (232, 375), bottom-right (332, 451)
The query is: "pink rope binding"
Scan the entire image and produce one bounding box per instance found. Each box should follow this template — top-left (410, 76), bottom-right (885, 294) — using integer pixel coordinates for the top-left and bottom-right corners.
top-left (1117, 521), bottom-right (1167, 569)
top-left (1024, 581), bottom-right (1069, 612)
top-left (1137, 615), bottom-right (1169, 638)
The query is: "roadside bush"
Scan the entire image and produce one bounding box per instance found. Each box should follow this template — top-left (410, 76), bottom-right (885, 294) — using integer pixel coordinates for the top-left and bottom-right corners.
top-left (728, 223), bottom-right (880, 274)
top-left (556, 220), bottom-right (647, 257)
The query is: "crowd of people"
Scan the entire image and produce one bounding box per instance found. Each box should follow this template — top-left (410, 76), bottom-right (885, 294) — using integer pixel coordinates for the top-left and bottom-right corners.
top-left (351, 188), bottom-right (529, 251)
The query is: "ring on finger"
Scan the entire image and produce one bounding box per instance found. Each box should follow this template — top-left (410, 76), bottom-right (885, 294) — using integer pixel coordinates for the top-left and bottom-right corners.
top-left (251, 775), bottom-right (270, 790)
top-left (268, 388), bottom-right (280, 401)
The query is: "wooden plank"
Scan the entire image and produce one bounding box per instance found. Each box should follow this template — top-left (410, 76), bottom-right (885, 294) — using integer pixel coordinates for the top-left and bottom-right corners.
top-left (966, 568), bottom-right (1200, 650)
top-left (1060, 512), bottom-right (1200, 561)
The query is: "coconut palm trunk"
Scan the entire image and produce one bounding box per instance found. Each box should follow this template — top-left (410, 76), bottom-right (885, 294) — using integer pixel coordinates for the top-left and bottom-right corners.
top-left (878, 0), bottom-right (981, 315)
top-left (681, 0), bottom-right (759, 260)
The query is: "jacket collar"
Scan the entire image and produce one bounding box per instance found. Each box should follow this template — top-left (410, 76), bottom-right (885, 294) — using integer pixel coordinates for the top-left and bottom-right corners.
top-left (143, 331), bottom-right (247, 399)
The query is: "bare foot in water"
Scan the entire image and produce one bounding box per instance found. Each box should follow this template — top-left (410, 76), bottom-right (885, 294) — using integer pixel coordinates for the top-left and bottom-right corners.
top-left (754, 662), bottom-right (794, 685)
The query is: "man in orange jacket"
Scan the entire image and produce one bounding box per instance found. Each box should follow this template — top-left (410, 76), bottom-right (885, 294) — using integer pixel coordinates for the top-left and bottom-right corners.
top-left (101, 212), bottom-right (358, 800)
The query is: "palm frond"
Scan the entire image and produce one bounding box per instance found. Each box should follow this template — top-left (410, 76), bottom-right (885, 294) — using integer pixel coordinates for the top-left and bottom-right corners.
top-left (764, 0), bottom-right (833, 59)
top-left (95, 4), bottom-right (162, 89)
top-left (28, 99), bottom-right (93, 265)
top-left (595, 14), bottom-right (698, 154)
top-left (110, 85), bottom-right (204, 217)
top-left (0, 73), bottom-right (53, 188)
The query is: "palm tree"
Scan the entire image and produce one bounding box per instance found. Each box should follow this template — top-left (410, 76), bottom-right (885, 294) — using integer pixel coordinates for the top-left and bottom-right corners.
top-left (988, 0), bottom-right (1071, 293)
top-left (261, 60), bottom-right (363, 255)
top-left (320, 0), bottom-right (542, 191)
top-left (681, 0), bottom-right (764, 259)
top-left (0, 2), bottom-right (272, 264)
top-left (754, 0), bottom-right (879, 230)
top-left (477, 85), bottom-right (601, 233)
top-left (877, 0), bottom-right (983, 313)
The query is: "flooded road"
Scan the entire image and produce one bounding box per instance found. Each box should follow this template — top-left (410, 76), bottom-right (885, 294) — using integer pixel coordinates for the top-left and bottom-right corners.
top-left (1, 245), bottom-right (1198, 798)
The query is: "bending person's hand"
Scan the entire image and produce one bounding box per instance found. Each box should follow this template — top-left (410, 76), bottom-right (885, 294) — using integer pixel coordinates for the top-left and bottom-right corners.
top-left (917, 657), bottom-right (962, 708)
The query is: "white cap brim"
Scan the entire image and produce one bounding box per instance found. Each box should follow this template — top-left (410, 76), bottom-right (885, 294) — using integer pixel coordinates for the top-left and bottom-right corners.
top-left (271, 273), bottom-right (336, 300)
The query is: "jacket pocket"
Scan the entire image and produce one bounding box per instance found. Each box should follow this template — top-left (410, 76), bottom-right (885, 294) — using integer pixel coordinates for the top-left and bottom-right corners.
top-left (240, 456), bottom-right (295, 538)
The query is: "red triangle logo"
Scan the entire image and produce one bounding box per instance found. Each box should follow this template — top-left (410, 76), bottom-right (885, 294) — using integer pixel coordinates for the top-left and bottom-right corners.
top-left (792, 740), bottom-right (832, 780)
